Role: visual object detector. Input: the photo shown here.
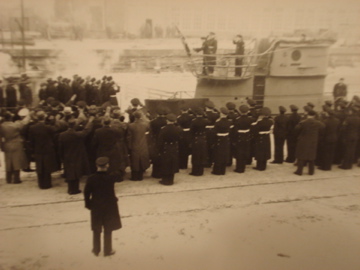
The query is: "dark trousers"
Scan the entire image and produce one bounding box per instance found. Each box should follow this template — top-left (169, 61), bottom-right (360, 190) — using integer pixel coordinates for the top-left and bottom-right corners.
top-left (37, 172), bottom-right (52, 189)
top-left (151, 160), bottom-right (162, 178)
top-left (67, 179), bottom-right (80, 194)
top-left (295, 159), bottom-right (315, 175)
top-left (6, 170), bottom-right (21, 184)
top-left (333, 139), bottom-right (344, 164)
top-left (190, 165), bottom-right (204, 176)
top-left (179, 153), bottom-right (189, 169)
top-left (255, 159), bottom-right (267, 171)
top-left (273, 136), bottom-right (286, 163)
top-left (318, 142), bottom-right (336, 170)
top-left (340, 140), bottom-right (357, 169)
top-left (212, 163), bottom-right (226, 175)
top-left (246, 140), bottom-right (255, 165)
top-left (285, 137), bottom-right (297, 163)
top-left (93, 230), bottom-right (112, 255)
top-left (235, 142), bottom-right (250, 173)
top-left (130, 171), bottom-right (144, 181)
top-left (235, 58), bottom-right (243, 76)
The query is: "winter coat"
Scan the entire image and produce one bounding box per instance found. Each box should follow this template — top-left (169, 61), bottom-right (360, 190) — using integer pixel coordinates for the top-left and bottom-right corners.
top-left (84, 171), bottom-right (122, 232)
top-left (295, 118), bottom-right (325, 160)
top-left (28, 122), bottom-right (58, 174)
top-left (127, 118), bottom-right (150, 171)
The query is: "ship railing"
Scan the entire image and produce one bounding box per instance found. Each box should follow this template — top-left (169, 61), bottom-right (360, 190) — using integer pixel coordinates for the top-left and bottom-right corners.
top-left (186, 53), bottom-right (257, 80)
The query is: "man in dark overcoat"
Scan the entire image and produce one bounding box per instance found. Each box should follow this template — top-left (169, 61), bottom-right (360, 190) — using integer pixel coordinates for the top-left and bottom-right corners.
top-left (338, 107), bottom-right (360, 169)
top-left (148, 107), bottom-right (168, 178)
top-left (92, 116), bottom-right (125, 181)
top-left (189, 107), bottom-right (209, 176)
top-left (285, 105), bottom-right (301, 163)
top-left (317, 109), bottom-right (340, 171)
top-left (126, 111), bottom-right (150, 180)
top-left (84, 157), bottom-right (121, 257)
top-left (59, 117), bottom-right (94, 194)
top-left (231, 105), bottom-right (254, 173)
top-left (271, 106), bottom-right (288, 164)
top-left (212, 107), bottom-right (232, 175)
top-left (233, 35), bottom-right (245, 76)
top-left (177, 105), bottom-right (194, 169)
top-left (28, 111), bottom-right (59, 189)
top-left (158, 113), bottom-right (182, 185)
top-left (194, 32), bottom-right (217, 75)
top-left (294, 110), bottom-right (325, 175)
top-left (251, 107), bottom-right (273, 171)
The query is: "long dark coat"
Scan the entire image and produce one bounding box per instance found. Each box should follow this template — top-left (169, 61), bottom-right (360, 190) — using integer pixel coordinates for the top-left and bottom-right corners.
top-left (92, 126), bottom-right (125, 175)
top-left (158, 123), bottom-right (182, 175)
top-left (127, 118), bottom-right (150, 171)
top-left (251, 117), bottom-right (274, 160)
top-left (295, 118), bottom-right (325, 160)
top-left (59, 125), bottom-right (92, 181)
top-left (148, 116), bottom-right (167, 160)
top-left (28, 122), bottom-right (58, 174)
top-left (213, 117), bottom-right (232, 164)
top-left (84, 171), bottom-right (122, 232)
top-left (190, 116), bottom-right (209, 166)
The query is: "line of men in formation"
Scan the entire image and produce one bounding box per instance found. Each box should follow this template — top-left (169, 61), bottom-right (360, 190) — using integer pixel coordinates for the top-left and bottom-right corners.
top-left (1, 91), bottom-right (360, 193)
top-left (0, 74), bottom-right (120, 110)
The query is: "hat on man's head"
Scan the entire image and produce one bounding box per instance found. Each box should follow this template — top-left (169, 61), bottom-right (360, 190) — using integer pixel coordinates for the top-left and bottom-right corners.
top-left (193, 107), bottom-right (204, 115)
top-left (290, 104), bottom-right (298, 111)
top-left (279, 106), bottom-right (286, 113)
top-left (307, 102), bottom-right (315, 108)
top-left (166, 113), bottom-right (177, 122)
top-left (239, 105), bottom-right (249, 113)
top-left (325, 100), bottom-right (333, 106)
top-left (205, 100), bottom-right (215, 109)
top-left (133, 111), bottom-right (142, 119)
top-left (247, 98), bottom-right (256, 107)
top-left (63, 107), bottom-right (73, 115)
top-left (303, 105), bottom-right (311, 112)
top-left (308, 110), bottom-right (316, 116)
top-left (226, 102), bottom-right (236, 110)
top-left (96, 157), bottom-right (109, 167)
top-left (131, 98), bottom-right (141, 106)
top-left (220, 107), bottom-right (229, 115)
top-left (18, 108), bottom-right (30, 117)
top-left (260, 107), bottom-right (271, 117)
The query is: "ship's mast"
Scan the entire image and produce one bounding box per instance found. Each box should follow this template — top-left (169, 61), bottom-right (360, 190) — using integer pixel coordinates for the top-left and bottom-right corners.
top-left (20, 0), bottom-right (26, 72)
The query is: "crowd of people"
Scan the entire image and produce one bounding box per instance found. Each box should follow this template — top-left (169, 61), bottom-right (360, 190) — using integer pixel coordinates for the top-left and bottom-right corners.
top-left (0, 74), bottom-right (360, 194)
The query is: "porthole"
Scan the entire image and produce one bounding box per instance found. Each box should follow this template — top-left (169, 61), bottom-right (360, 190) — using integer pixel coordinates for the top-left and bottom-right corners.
top-left (291, 50), bottom-right (301, 61)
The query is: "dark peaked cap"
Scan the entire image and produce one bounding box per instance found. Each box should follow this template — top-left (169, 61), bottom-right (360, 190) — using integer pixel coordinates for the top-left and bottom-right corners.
top-left (96, 157), bottom-right (109, 166)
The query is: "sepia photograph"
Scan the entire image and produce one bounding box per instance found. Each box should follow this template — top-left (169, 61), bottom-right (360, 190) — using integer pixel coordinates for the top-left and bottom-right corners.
top-left (0, 0), bottom-right (360, 269)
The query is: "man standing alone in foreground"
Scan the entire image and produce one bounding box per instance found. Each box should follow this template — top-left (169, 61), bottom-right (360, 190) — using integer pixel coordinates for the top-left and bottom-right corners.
top-left (84, 157), bottom-right (122, 257)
